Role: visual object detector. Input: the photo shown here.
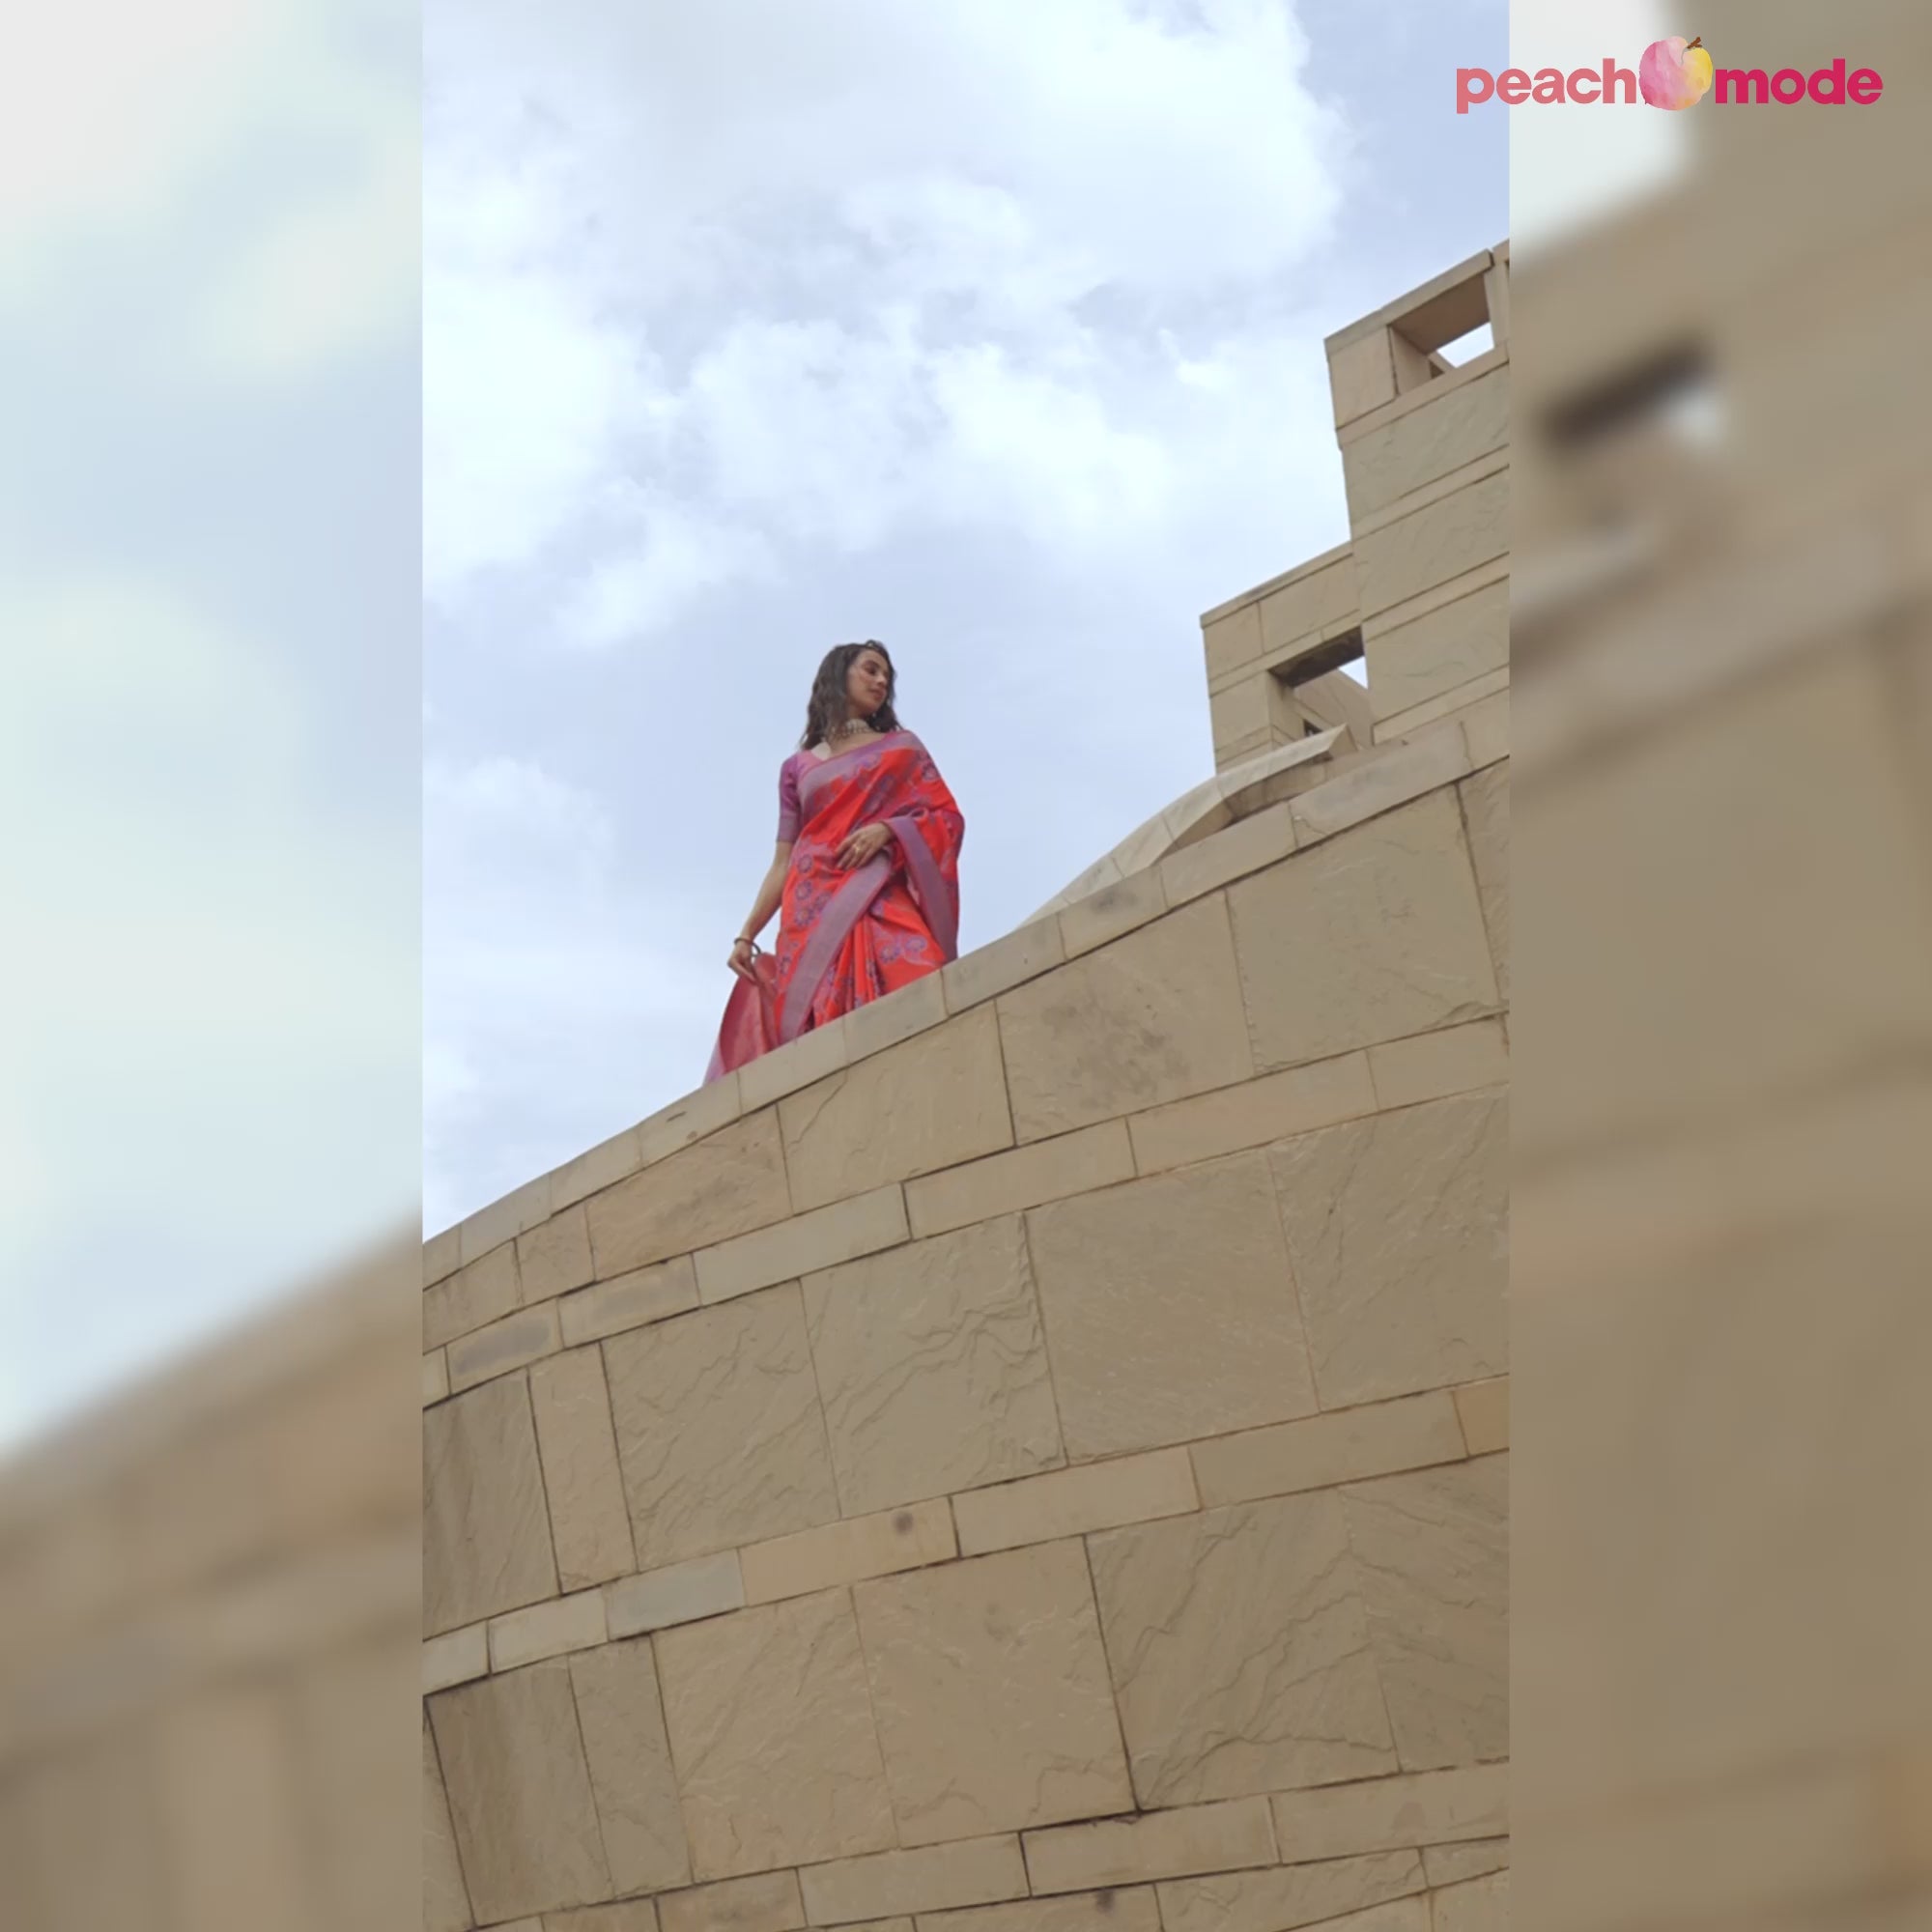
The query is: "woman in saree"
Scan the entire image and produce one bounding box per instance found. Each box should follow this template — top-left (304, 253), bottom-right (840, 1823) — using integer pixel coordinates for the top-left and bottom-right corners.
top-left (707, 641), bottom-right (964, 1079)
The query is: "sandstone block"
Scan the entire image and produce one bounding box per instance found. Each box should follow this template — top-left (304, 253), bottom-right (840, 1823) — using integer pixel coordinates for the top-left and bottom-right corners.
top-left (518, 1204), bottom-right (596, 1305)
top-left (423, 1348), bottom-right (449, 1407)
top-left (1126, 1050), bottom-right (1375, 1175)
top-left (657, 1591), bottom-right (895, 1881)
top-left (1269, 1765), bottom-right (1508, 1864)
top-left (1364, 582), bottom-right (1509, 726)
top-left (695, 1185), bottom-right (909, 1306)
top-left (942, 918), bottom-right (1065, 1014)
top-left (922, 1893), bottom-right (1160, 1932)
top-left (423, 1714), bottom-right (474, 1932)
top-left (846, 969), bottom-right (948, 1059)
top-left (780, 1007), bottom-right (1013, 1212)
top-left (739, 1013), bottom-right (850, 1112)
top-left (550, 1124), bottom-right (643, 1214)
top-left (448, 1301), bottom-right (562, 1395)
top-left (1342, 1460), bottom-right (1509, 1771)
top-left (1157, 1849), bottom-right (1425, 1932)
top-left (1228, 792), bottom-right (1498, 1073)
top-left (424, 1224), bottom-right (461, 1288)
top-left (530, 1347), bottom-right (637, 1588)
top-left (1430, 1871), bottom-right (1508, 1932)
top-left (1367, 1020), bottom-right (1507, 1113)
top-left (740, 1498), bottom-right (957, 1605)
top-left (802, 1216), bottom-right (1064, 1515)
top-left (488, 1588), bottom-right (608, 1672)
top-left (998, 895), bottom-right (1253, 1143)
top-left (559, 1256), bottom-right (700, 1347)
top-left (635, 1074), bottom-right (745, 1167)
top-left (1259, 557), bottom-right (1359, 656)
top-left (1158, 800), bottom-right (1297, 908)
top-left (1423, 1839), bottom-right (1507, 1887)
top-left (1060, 868), bottom-right (1168, 958)
top-left (545, 1904), bottom-right (660, 1932)
top-left (605, 1287), bottom-right (839, 1570)
top-left (1210, 673), bottom-right (1274, 753)
top-left (853, 1543), bottom-right (1132, 1844)
top-left (953, 1448), bottom-right (1197, 1557)
top-left (430, 1662), bottom-right (612, 1922)
top-left (1026, 1154), bottom-right (1316, 1461)
top-left (797, 1835), bottom-right (1029, 1924)
top-left (1330, 330), bottom-right (1397, 426)
top-left (587, 1113), bottom-right (791, 1279)
top-left (1204, 598), bottom-right (1264, 682)
top-left (570, 1637), bottom-right (692, 1895)
top-left (1190, 1392), bottom-right (1466, 1510)
top-left (1372, 668), bottom-right (1507, 747)
top-left (426, 1243), bottom-right (520, 1351)
top-left (424, 1376), bottom-right (559, 1636)
top-left (1460, 691), bottom-right (1508, 769)
top-left (1269, 1092), bottom-right (1507, 1407)
top-left (1353, 471), bottom-right (1508, 619)
top-left (1090, 1494), bottom-right (1396, 1805)
top-left (906, 1122), bottom-right (1133, 1239)
top-left (658, 1870), bottom-right (805, 1932)
top-left (1289, 725), bottom-right (1471, 847)
top-left (460, 1175), bottom-right (554, 1268)
top-left (605, 1551), bottom-right (746, 1638)
top-left (1022, 1798), bottom-right (1276, 1894)
top-left (423, 1621), bottom-right (490, 1695)
top-left (1344, 364), bottom-right (1508, 526)
top-left (1458, 764), bottom-right (1508, 1004)
top-left (1453, 1378), bottom-right (1509, 1456)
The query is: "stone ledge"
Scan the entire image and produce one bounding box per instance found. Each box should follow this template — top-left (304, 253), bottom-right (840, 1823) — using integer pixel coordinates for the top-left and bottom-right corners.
top-left (1199, 540), bottom-right (1355, 627)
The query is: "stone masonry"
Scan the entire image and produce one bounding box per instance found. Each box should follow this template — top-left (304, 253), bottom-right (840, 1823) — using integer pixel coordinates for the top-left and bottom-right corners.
top-left (422, 249), bottom-right (1511, 1932)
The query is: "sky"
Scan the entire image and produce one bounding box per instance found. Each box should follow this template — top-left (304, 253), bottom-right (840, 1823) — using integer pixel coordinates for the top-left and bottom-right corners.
top-left (423, 0), bottom-right (1512, 1235)
top-left (1, 0), bottom-right (419, 1447)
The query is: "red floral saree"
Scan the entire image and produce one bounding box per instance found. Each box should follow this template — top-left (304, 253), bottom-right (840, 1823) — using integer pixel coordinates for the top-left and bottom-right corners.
top-left (706, 731), bottom-right (964, 1080)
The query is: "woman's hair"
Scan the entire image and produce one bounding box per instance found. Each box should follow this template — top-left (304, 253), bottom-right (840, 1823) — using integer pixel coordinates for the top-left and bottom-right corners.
top-left (800, 640), bottom-right (902, 750)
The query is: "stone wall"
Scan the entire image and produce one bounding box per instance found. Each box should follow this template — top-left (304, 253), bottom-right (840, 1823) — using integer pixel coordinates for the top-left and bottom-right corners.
top-left (0, 1239), bottom-right (421, 1932)
top-left (420, 708), bottom-right (1511, 1932)
top-left (1205, 245), bottom-right (1510, 772)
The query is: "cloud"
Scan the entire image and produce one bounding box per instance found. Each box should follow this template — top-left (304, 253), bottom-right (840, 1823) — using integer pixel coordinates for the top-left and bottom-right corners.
top-left (423, 750), bottom-right (724, 1228)
top-left (425, 0), bottom-right (1350, 639)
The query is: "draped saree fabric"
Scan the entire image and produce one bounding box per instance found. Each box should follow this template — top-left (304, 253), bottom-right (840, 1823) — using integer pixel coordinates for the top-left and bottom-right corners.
top-left (707, 731), bottom-right (964, 1081)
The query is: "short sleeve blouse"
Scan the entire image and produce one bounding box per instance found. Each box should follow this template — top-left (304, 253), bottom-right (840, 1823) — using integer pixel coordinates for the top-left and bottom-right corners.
top-left (777, 753), bottom-right (803, 843)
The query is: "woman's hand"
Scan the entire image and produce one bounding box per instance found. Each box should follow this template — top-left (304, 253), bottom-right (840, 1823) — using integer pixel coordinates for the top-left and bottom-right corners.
top-left (728, 937), bottom-right (760, 983)
top-left (838, 823), bottom-right (894, 870)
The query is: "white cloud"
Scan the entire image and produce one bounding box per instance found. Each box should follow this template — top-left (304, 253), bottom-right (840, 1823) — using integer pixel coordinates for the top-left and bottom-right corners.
top-left (204, 119), bottom-right (418, 379)
top-left (425, 0), bottom-right (1350, 639)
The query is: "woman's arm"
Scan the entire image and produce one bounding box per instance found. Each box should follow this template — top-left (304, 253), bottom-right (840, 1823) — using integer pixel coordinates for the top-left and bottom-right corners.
top-left (728, 841), bottom-right (792, 979)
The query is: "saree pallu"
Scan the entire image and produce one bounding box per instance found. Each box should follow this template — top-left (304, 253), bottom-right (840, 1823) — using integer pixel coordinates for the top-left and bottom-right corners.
top-left (707, 731), bottom-right (963, 1081)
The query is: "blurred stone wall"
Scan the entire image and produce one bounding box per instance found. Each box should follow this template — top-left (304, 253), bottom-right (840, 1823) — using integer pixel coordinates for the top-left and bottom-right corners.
top-left (0, 1238), bottom-right (421, 1932)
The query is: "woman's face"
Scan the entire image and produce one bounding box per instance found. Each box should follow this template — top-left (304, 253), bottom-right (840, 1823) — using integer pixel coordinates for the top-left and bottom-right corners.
top-left (846, 648), bottom-right (893, 719)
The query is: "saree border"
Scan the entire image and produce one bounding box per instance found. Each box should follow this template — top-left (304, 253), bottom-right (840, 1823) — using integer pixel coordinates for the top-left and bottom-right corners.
top-left (777, 854), bottom-right (895, 1043)
top-left (888, 814), bottom-right (958, 961)
top-left (794, 730), bottom-right (910, 814)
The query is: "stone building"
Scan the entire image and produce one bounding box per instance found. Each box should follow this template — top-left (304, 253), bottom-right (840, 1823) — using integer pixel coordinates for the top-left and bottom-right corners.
top-left (420, 246), bottom-right (1512, 1932)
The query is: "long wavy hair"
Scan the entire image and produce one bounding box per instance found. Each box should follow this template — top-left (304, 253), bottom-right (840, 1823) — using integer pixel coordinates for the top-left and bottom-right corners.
top-left (799, 640), bottom-right (902, 751)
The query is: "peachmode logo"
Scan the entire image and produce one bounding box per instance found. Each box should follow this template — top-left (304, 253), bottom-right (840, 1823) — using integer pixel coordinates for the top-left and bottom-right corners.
top-left (1458, 38), bottom-right (1885, 113)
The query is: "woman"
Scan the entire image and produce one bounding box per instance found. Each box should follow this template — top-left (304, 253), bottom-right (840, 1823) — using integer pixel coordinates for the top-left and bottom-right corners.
top-left (706, 641), bottom-right (964, 1080)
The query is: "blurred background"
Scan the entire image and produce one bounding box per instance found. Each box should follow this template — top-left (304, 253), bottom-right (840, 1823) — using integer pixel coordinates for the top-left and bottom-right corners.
top-left (1, 0), bottom-right (420, 1922)
top-left (1512, 0), bottom-right (1932, 1925)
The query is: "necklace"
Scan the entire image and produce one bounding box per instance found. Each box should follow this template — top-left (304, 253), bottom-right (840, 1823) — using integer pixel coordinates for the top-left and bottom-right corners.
top-left (828, 717), bottom-right (875, 744)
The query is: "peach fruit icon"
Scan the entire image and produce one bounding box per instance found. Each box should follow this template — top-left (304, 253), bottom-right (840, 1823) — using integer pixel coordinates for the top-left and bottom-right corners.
top-left (1639, 34), bottom-right (1714, 108)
